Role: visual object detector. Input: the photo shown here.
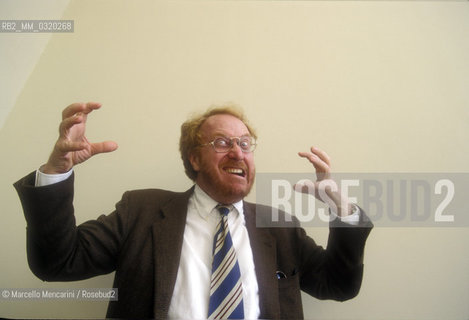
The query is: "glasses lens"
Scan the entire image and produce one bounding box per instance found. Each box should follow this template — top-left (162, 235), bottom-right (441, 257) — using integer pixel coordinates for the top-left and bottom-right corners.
top-left (213, 137), bottom-right (231, 152)
top-left (211, 136), bottom-right (256, 153)
top-left (239, 137), bottom-right (253, 152)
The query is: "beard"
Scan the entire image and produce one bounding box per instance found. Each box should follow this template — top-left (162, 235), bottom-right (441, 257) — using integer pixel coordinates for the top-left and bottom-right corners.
top-left (196, 160), bottom-right (255, 204)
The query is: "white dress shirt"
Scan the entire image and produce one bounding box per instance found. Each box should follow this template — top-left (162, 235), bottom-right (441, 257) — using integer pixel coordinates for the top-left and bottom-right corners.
top-left (168, 184), bottom-right (260, 319)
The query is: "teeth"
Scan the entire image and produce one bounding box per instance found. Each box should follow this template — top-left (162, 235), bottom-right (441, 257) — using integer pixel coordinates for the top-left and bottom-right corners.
top-left (226, 168), bottom-right (244, 174)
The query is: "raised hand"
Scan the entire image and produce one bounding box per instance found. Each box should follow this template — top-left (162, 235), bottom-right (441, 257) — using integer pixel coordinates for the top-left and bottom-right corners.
top-left (41, 102), bottom-right (118, 174)
top-left (294, 147), bottom-right (353, 216)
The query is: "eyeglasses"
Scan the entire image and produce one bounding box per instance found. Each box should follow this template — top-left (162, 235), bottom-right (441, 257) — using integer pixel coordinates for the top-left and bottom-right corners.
top-left (200, 136), bottom-right (257, 153)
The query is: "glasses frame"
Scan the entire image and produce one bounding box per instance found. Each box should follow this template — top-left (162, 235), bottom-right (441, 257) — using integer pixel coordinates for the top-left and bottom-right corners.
top-left (199, 136), bottom-right (257, 153)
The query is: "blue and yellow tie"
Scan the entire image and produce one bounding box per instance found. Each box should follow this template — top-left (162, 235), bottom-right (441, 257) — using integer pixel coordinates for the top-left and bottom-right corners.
top-left (208, 206), bottom-right (244, 319)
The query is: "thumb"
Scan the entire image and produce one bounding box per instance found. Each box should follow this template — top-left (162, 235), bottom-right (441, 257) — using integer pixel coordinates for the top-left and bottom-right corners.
top-left (91, 141), bottom-right (119, 156)
top-left (293, 179), bottom-right (316, 195)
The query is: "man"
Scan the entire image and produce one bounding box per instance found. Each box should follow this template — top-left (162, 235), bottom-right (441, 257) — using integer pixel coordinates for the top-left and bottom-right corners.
top-left (14, 102), bottom-right (372, 319)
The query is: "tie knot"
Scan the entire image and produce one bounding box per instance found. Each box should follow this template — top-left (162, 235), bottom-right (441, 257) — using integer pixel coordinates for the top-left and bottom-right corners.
top-left (217, 206), bottom-right (230, 216)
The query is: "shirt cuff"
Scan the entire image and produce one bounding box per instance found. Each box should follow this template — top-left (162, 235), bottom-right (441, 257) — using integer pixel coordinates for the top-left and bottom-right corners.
top-left (35, 168), bottom-right (73, 187)
top-left (329, 204), bottom-right (360, 225)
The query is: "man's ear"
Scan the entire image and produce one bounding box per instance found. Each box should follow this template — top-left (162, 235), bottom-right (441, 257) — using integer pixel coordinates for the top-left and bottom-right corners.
top-left (189, 152), bottom-right (200, 172)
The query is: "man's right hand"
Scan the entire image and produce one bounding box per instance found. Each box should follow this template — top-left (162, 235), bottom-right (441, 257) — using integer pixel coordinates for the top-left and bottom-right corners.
top-left (41, 102), bottom-right (118, 174)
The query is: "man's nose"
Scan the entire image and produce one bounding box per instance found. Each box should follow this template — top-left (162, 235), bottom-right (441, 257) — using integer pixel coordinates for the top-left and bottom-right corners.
top-left (227, 140), bottom-right (244, 160)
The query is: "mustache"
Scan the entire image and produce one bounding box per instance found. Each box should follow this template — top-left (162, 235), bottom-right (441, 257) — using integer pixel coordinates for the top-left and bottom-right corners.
top-left (221, 161), bottom-right (248, 171)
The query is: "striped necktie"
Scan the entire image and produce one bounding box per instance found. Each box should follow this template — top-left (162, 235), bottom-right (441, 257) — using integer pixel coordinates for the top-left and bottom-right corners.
top-left (208, 206), bottom-right (244, 319)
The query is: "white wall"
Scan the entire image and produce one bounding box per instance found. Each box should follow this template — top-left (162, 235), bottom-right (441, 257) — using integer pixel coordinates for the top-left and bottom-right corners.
top-left (0, 0), bottom-right (71, 129)
top-left (1, 1), bottom-right (468, 319)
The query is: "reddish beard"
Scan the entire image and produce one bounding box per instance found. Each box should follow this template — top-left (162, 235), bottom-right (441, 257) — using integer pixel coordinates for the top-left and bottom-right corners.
top-left (196, 160), bottom-right (255, 204)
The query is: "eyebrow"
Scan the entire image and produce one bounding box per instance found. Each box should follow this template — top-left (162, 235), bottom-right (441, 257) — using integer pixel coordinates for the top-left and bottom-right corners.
top-left (211, 131), bottom-right (251, 137)
top-left (212, 134), bottom-right (252, 139)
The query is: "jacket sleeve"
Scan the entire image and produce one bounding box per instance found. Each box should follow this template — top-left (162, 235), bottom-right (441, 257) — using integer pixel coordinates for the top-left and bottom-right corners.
top-left (298, 212), bottom-right (373, 301)
top-left (13, 171), bottom-right (128, 281)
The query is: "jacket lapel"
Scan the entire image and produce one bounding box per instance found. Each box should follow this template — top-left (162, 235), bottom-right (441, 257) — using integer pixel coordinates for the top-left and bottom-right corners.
top-left (244, 202), bottom-right (280, 319)
top-left (150, 192), bottom-right (280, 319)
top-left (151, 187), bottom-right (193, 319)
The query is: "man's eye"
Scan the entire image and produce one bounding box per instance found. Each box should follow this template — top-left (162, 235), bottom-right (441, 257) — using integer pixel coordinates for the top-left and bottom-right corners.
top-left (240, 140), bottom-right (250, 149)
top-left (215, 138), bottom-right (230, 147)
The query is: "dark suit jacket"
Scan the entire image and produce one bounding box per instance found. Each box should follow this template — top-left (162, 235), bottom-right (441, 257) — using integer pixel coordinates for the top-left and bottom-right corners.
top-left (14, 172), bottom-right (372, 319)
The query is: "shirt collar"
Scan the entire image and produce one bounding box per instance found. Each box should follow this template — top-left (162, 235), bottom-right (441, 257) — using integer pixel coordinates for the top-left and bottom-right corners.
top-left (193, 184), bottom-right (243, 220)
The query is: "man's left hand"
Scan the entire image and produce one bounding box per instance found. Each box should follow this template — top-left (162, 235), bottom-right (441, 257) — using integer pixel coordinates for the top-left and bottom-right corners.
top-left (294, 146), bottom-right (353, 217)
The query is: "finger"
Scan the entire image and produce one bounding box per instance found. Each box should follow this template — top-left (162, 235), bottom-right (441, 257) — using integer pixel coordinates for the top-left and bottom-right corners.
top-left (298, 151), bottom-right (331, 181)
top-left (83, 101), bottom-right (103, 115)
top-left (62, 103), bottom-right (86, 119)
top-left (298, 151), bottom-right (329, 172)
top-left (55, 139), bottom-right (88, 153)
top-left (310, 146), bottom-right (331, 167)
top-left (77, 102), bottom-right (103, 123)
top-left (293, 179), bottom-right (316, 195)
top-left (59, 114), bottom-right (84, 136)
top-left (90, 141), bottom-right (118, 156)
top-left (62, 102), bottom-right (102, 119)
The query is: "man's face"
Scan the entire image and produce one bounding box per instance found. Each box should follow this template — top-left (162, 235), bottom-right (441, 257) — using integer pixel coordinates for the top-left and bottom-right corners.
top-left (190, 114), bottom-right (256, 204)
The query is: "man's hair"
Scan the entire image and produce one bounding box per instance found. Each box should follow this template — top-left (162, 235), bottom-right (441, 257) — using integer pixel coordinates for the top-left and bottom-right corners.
top-left (179, 104), bottom-right (257, 181)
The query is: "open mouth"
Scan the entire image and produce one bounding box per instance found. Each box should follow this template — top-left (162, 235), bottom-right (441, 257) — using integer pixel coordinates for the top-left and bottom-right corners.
top-left (224, 167), bottom-right (246, 178)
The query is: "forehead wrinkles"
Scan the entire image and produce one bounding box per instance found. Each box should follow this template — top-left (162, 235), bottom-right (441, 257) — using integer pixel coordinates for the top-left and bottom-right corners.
top-left (200, 115), bottom-right (250, 140)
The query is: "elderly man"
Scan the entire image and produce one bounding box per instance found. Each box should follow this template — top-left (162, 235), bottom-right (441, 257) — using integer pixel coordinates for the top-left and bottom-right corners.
top-left (14, 102), bottom-right (372, 319)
